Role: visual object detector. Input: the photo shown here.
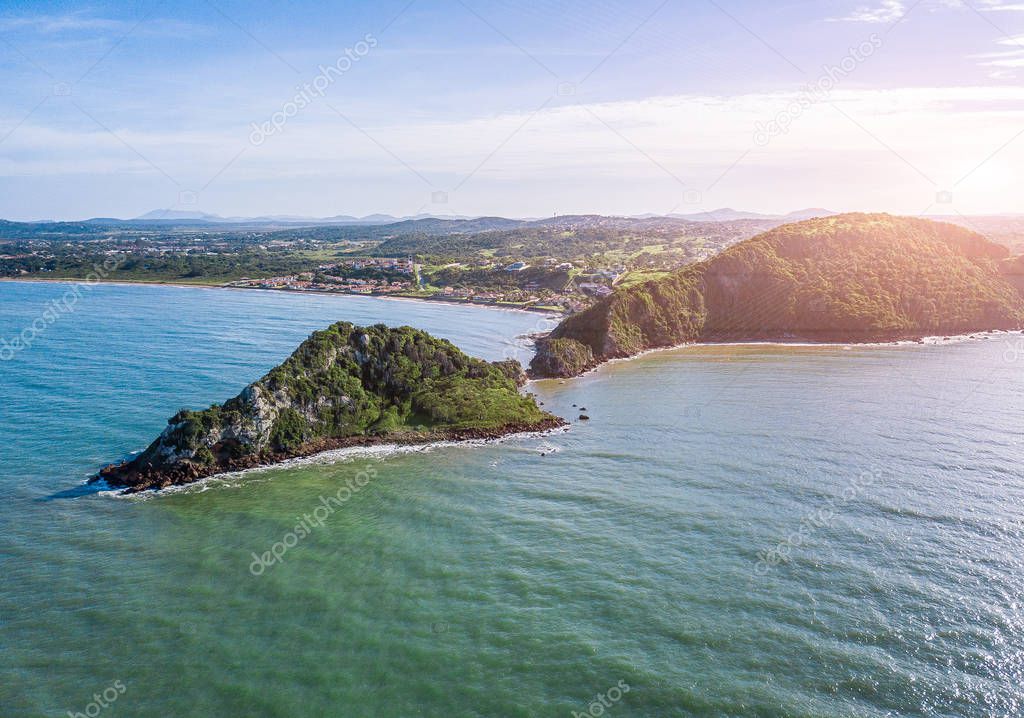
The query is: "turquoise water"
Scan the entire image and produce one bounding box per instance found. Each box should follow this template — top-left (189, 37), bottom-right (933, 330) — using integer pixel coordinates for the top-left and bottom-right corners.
top-left (2, 282), bottom-right (1023, 717)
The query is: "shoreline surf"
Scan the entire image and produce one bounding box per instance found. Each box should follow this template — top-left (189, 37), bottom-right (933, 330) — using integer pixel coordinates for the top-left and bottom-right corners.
top-left (95, 424), bottom-right (571, 499)
top-left (0, 277), bottom-right (565, 316)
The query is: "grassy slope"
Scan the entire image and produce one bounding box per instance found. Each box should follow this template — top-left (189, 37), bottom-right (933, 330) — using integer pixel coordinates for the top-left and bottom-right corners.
top-left (532, 214), bottom-right (1024, 375)
top-left (131, 323), bottom-right (556, 477)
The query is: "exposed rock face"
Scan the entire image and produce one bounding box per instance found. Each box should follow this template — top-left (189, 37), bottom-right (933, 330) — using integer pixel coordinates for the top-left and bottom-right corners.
top-left (98, 322), bottom-right (564, 491)
top-left (530, 337), bottom-right (596, 378)
top-left (491, 358), bottom-right (530, 387)
top-left (530, 214), bottom-right (1024, 378)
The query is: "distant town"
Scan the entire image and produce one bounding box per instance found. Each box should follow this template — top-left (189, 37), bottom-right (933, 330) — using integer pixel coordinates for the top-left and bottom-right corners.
top-left (225, 257), bottom-right (624, 313)
top-left (10, 211), bottom-right (1021, 317)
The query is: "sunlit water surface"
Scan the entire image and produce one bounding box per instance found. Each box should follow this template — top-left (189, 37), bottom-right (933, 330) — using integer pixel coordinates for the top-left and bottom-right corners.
top-left (1, 282), bottom-right (1022, 717)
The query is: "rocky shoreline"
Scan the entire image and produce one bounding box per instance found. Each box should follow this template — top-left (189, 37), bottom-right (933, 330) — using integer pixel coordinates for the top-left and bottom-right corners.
top-left (95, 417), bottom-right (567, 493)
top-left (92, 322), bottom-right (564, 493)
top-left (529, 328), bottom-right (1022, 379)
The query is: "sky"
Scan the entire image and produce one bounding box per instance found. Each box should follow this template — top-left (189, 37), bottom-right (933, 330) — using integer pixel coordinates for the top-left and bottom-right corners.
top-left (1, 0), bottom-right (1023, 220)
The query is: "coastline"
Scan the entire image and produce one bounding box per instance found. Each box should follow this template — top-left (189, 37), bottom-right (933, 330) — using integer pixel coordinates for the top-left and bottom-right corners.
top-left (0, 277), bottom-right (566, 316)
top-left (532, 329), bottom-right (1024, 381)
top-left (97, 423), bottom-right (572, 498)
top-left (95, 417), bottom-right (568, 494)
top-left (0, 276), bottom-right (225, 289)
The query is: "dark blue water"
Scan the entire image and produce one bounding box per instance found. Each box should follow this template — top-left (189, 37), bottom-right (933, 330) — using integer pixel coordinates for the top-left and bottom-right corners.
top-left (2, 281), bottom-right (1022, 717)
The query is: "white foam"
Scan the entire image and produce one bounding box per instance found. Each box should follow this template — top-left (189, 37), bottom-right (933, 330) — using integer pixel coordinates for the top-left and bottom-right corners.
top-left (99, 425), bottom-right (569, 499)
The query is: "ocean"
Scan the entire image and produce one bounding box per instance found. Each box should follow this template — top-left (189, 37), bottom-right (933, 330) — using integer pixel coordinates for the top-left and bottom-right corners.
top-left (1, 281), bottom-right (1022, 717)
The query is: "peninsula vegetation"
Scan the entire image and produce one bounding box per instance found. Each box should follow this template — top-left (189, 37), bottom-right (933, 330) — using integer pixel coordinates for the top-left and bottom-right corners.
top-left (98, 323), bottom-right (563, 491)
top-left (531, 214), bottom-right (1024, 377)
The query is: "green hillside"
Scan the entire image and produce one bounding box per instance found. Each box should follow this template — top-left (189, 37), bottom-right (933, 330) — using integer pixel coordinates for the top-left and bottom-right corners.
top-left (100, 323), bottom-right (562, 491)
top-left (532, 214), bottom-right (1024, 377)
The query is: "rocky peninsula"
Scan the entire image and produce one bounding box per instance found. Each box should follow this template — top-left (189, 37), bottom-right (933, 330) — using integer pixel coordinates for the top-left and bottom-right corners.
top-left (97, 322), bottom-right (564, 492)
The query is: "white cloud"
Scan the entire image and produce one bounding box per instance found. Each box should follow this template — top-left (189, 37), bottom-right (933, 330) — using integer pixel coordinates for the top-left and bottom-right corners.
top-left (973, 32), bottom-right (1024, 78)
top-left (933, 0), bottom-right (1024, 9)
top-left (3, 86), bottom-right (1024, 216)
top-left (830, 0), bottom-right (1024, 22)
top-left (978, 1), bottom-right (1024, 10)
top-left (978, 55), bottom-right (1024, 66)
top-left (0, 11), bottom-right (125, 33)
top-left (0, 11), bottom-right (206, 37)
top-left (828, 1), bottom-right (906, 23)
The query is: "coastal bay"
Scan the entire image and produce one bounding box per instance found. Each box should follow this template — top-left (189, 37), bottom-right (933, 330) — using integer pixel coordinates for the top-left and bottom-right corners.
top-left (2, 281), bottom-right (1023, 716)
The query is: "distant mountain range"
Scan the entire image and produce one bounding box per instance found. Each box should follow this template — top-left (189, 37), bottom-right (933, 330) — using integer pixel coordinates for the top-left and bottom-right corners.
top-left (666, 208), bottom-right (836, 222)
top-left (22, 207), bottom-right (1024, 230)
top-left (11, 209), bottom-right (1024, 229)
top-left (130, 210), bottom-right (479, 225)
top-left (4, 210), bottom-right (1023, 254)
top-left (0, 208), bottom-right (825, 232)
top-left (126, 207), bottom-right (837, 225)
top-left (0, 213), bottom-right (781, 241)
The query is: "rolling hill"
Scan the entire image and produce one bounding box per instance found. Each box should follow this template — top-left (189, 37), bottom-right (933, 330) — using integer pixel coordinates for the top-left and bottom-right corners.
top-left (530, 213), bottom-right (1024, 377)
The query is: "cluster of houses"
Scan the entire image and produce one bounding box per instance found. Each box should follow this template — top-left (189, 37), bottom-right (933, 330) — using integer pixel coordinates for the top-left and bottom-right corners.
top-left (429, 259), bottom-right (626, 309)
top-left (230, 275), bottom-right (411, 294)
top-left (436, 286), bottom-right (506, 302)
top-left (317, 258), bottom-right (415, 274)
top-left (228, 257), bottom-right (417, 295)
top-left (226, 255), bottom-right (628, 313)
top-left (577, 283), bottom-right (614, 297)
top-left (508, 260), bottom-right (574, 272)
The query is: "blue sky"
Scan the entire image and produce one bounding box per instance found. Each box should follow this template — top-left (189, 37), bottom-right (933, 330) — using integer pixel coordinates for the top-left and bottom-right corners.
top-left (2, 0), bottom-right (1024, 220)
